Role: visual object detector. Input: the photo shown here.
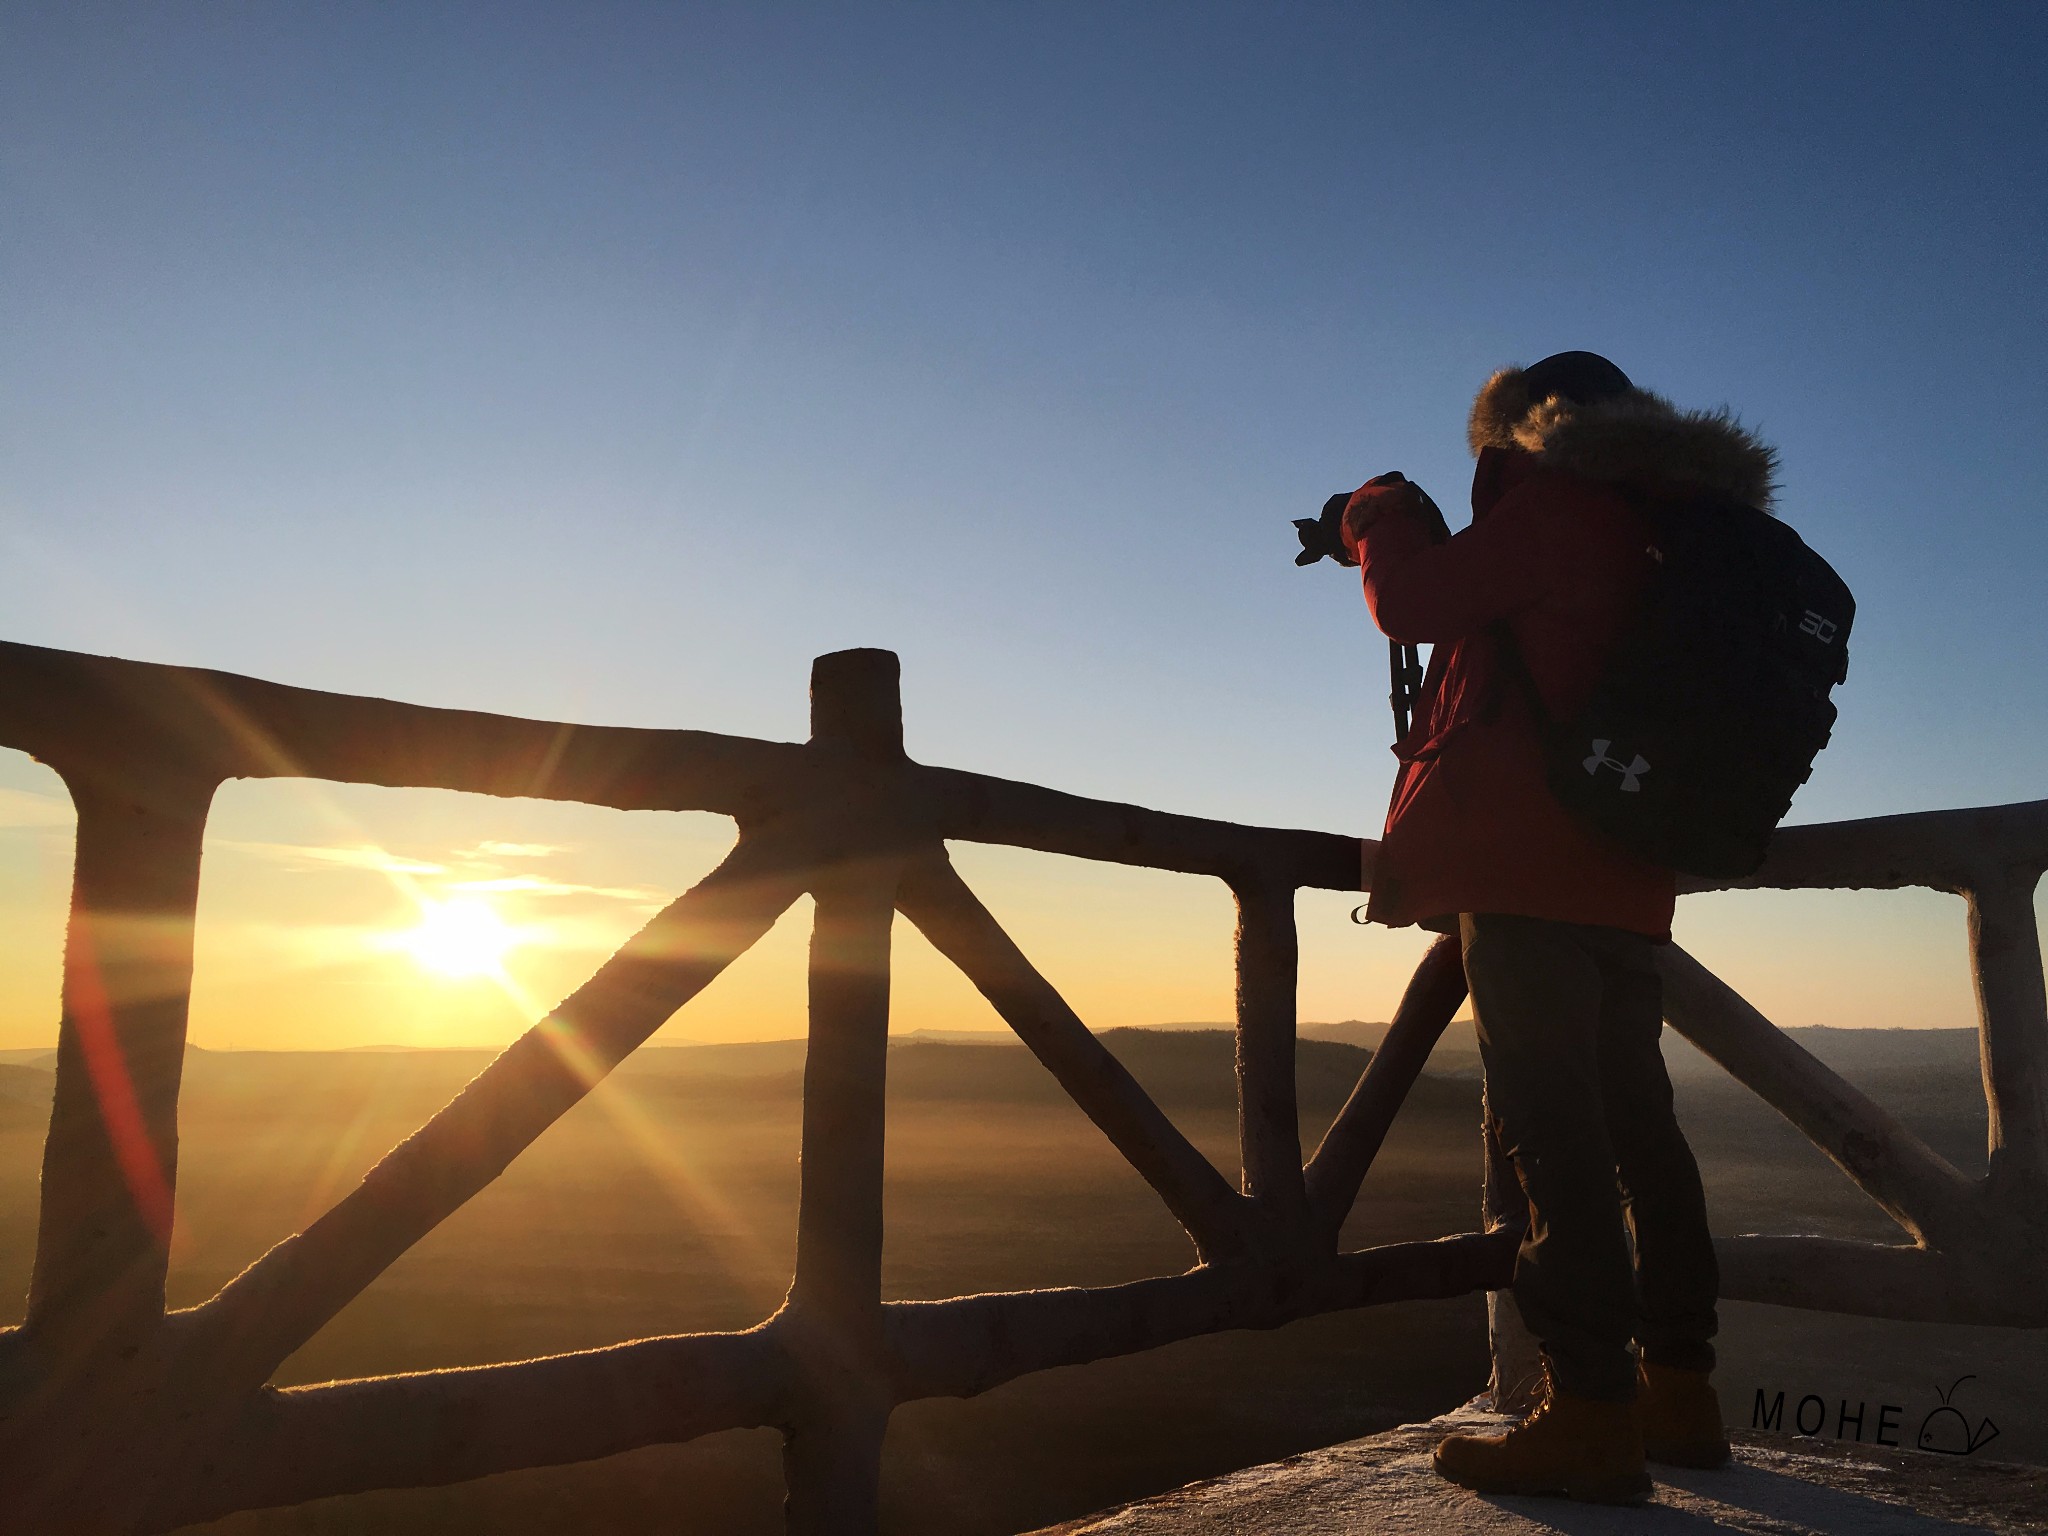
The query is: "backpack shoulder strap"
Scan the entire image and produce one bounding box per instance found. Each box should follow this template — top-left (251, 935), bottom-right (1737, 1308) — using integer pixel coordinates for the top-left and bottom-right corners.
top-left (1488, 619), bottom-right (1553, 733)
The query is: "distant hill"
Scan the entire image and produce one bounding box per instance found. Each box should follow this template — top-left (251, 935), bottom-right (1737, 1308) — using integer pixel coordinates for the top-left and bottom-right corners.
top-left (0, 1025), bottom-right (1984, 1133)
top-left (880, 1029), bottom-right (1412, 1117)
top-left (1774, 1025), bottom-right (1981, 1073)
top-left (0, 1062), bottom-right (54, 1129)
top-left (613, 1030), bottom-right (1412, 1118)
top-left (1304, 1019), bottom-right (1981, 1086)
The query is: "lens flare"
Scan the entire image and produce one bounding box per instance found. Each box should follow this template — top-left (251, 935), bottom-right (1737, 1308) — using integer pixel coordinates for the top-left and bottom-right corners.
top-left (394, 898), bottom-right (520, 978)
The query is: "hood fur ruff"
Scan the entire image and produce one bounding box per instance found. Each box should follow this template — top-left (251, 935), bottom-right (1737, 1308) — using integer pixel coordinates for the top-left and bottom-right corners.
top-left (1468, 366), bottom-right (1779, 511)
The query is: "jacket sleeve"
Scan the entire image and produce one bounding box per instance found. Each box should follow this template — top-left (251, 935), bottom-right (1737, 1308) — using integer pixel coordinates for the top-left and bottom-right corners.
top-left (1353, 481), bottom-right (1553, 644)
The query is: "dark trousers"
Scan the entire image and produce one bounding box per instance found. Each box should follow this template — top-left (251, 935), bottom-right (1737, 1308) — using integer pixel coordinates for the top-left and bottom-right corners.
top-left (1461, 913), bottom-right (1719, 1402)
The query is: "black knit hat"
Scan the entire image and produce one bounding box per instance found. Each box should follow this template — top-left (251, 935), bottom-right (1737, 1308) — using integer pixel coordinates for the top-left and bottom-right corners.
top-left (1519, 350), bottom-right (1633, 406)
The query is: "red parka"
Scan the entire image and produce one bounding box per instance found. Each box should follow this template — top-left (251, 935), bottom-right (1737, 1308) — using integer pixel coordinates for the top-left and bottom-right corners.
top-left (1348, 367), bottom-right (1780, 939)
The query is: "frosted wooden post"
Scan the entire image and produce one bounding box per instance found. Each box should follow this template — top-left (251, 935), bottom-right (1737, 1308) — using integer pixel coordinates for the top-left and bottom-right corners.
top-left (1233, 879), bottom-right (1306, 1227)
top-left (30, 769), bottom-right (215, 1350)
top-left (1481, 1078), bottom-right (1542, 1414)
top-left (783, 649), bottom-right (903, 1536)
top-left (1968, 871), bottom-right (2048, 1213)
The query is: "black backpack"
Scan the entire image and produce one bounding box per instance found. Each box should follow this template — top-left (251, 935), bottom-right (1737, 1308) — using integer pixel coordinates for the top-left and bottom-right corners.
top-left (1499, 494), bottom-right (1854, 879)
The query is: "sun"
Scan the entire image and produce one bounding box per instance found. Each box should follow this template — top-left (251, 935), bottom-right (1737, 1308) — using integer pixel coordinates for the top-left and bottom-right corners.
top-left (394, 898), bottom-right (520, 978)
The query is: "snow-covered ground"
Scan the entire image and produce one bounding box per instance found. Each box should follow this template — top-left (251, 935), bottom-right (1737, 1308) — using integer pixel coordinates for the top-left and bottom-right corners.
top-left (1030, 1404), bottom-right (2048, 1534)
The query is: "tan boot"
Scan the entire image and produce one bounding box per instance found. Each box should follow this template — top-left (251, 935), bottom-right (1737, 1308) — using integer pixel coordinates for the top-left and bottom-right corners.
top-left (1640, 1360), bottom-right (1731, 1468)
top-left (1433, 1377), bottom-right (1652, 1504)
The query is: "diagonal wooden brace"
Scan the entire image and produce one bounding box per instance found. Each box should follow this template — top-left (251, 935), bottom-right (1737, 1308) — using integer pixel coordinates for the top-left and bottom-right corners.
top-left (894, 853), bottom-right (1254, 1263)
top-left (1658, 944), bottom-right (1980, 1251)
top-left (1303, 934), bottom-right (1468, 1243)
top-left (176, 826), bottom-right (810, 1397)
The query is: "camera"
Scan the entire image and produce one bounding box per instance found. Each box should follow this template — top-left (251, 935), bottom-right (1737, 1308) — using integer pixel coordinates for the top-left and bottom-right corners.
top-left (1292, 472), bottom-right (1445, 744)
top-left (1293, 493), bottom-right (1358, 567)
top-left (1294, 472), bottom-right (1449, 567)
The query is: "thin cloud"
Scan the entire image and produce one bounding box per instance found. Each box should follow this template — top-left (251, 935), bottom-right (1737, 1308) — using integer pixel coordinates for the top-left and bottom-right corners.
top-left (195, 918), bottom-right (404, 974)
top-left (460, 841), bottom-right (567, 860)
top-left (211, 840), bottom-right (660, 907)
top-left (447, 874), bottom-right (669, 908)
top-left (0, 786), bottom-right (74, 830)
top-left (221, 841), bottom-right (448, 877)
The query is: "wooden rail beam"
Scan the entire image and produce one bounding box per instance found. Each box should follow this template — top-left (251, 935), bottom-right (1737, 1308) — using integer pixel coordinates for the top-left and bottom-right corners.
top-left (143, 1328), bottom-right (787, 1532)
top-left (0, 639), bottom-right (1374, 887)
top-left (916, 762), bottom-right (1365, 890)
top-left (1686, 800), bottom-right (2048, 896)
top-left (1714, 1234), bottom-right (2048, 1327)
top-left (884, 1231), bottom-right (1517, 1404)
top-left (0, 638), bottom-right (803, 817)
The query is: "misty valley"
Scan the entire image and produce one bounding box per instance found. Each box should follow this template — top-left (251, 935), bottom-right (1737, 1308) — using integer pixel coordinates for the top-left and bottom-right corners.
top-left (0, 1025), bottom-right (2035, 1534)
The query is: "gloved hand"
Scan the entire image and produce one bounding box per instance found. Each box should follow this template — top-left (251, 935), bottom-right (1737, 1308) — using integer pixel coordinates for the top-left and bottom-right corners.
top-left (1341, 471), bottom-right (1429, 558)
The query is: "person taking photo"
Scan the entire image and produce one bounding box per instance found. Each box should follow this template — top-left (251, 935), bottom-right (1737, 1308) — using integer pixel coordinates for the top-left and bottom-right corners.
top-left (1340, 350), bottom-right (1784, 1502)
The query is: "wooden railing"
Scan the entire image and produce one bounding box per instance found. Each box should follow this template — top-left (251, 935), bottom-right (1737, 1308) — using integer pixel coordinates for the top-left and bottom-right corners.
top-left (0, 638), bottom-right (2040, 1534)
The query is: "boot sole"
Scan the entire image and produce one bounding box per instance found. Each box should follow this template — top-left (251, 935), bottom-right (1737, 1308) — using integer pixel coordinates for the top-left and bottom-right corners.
top-left (1434, 1459), bottom-right (1654, 1505)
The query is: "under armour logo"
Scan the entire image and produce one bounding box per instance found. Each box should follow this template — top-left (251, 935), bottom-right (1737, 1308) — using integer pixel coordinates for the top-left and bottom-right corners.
top-left (1798, 610), bottom-right (1839, 644)
top-left (1584, 739), bottom-right (1650, 793)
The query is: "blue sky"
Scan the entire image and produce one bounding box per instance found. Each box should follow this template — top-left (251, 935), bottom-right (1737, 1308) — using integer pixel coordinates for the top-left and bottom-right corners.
top-left (1, 3), bottom-right (2043, 1042)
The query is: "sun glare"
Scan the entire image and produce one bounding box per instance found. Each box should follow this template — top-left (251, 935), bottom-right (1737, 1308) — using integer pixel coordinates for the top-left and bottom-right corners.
top-left (395, 898), bottom-right (520, 978)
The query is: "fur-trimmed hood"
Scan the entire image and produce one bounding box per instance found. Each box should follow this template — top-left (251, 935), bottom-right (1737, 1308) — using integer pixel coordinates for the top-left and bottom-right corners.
top-left (1467, 365), bottom-right (1779, 510)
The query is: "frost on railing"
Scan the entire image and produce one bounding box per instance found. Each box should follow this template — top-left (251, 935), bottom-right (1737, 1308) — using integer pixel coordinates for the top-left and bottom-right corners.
top-left (0, 639), bottom-right (2040, 1534)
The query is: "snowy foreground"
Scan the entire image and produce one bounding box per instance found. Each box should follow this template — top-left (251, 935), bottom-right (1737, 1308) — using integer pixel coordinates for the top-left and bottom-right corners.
top-left (1028, 1404), bottom-right (2048, 1535)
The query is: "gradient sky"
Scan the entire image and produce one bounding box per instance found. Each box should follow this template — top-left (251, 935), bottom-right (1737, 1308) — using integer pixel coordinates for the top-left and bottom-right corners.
top-left (2, 3), bottom-right (2043, 1049)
